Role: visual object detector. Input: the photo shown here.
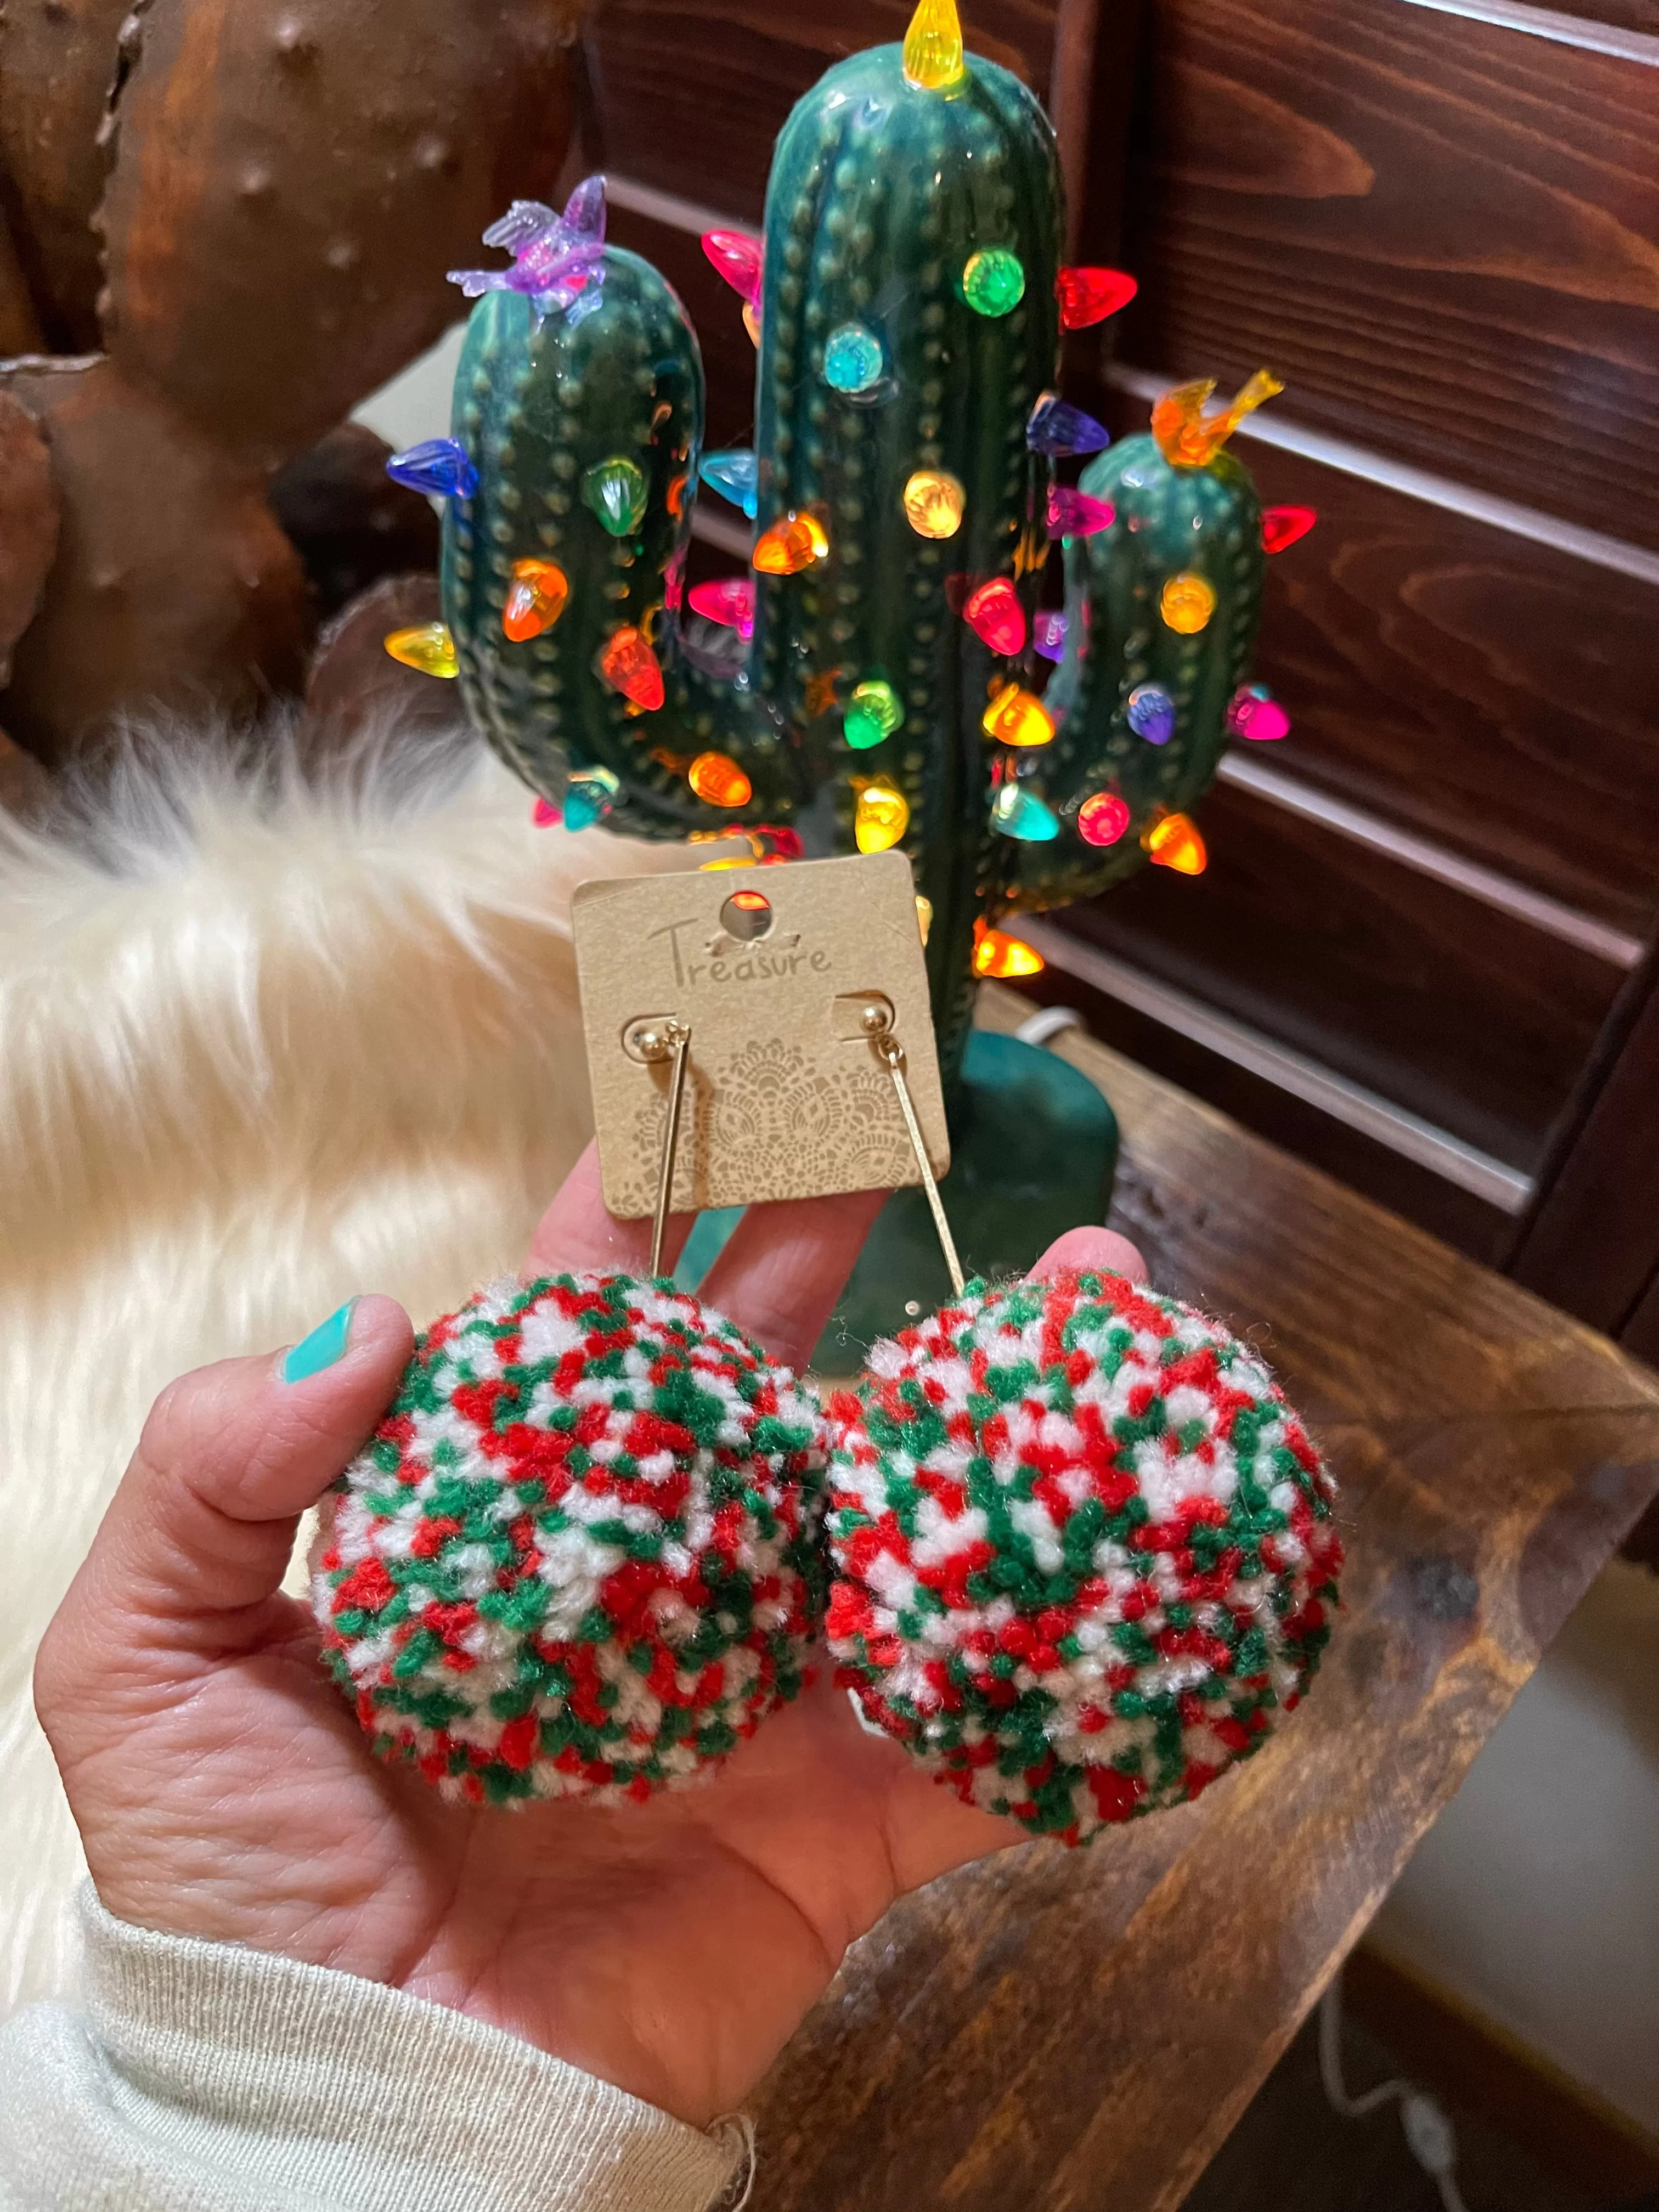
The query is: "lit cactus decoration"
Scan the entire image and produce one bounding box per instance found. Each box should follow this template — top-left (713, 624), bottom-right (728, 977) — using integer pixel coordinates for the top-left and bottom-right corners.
top-left (400, 0), bottom-right (1307, 1113)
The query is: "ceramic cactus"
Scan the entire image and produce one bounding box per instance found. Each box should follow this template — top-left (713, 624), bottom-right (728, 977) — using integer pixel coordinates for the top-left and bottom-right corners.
top-left (426, 0), bottom-right (1293, 1081)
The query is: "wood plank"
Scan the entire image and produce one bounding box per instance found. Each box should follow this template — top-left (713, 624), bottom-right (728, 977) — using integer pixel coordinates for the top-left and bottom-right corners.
top-left (587, 0), bottom-right (1062, 217)
top-left (1046, 781), bottom-right (1621, 1171)
top-left (1231, 437), bottom-right (1659, 942)
top-left (1007, 959), bottom-right (1515, 1262)
top-left (750, 995), bottom-right (1659, 2212)
top-left (1511, 956), bottom-right (1659, 1331)
top-left (1116, 0), bottom-right (1659, 550)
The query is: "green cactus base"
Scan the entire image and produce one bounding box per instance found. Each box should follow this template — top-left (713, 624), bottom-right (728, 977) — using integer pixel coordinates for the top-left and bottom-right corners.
top-left (673, 1029), bottom-right (1118, 1369)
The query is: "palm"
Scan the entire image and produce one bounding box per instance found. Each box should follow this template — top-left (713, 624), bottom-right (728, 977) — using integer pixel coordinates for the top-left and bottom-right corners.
top-left (38, 1145), bottom-right (1139, 2124)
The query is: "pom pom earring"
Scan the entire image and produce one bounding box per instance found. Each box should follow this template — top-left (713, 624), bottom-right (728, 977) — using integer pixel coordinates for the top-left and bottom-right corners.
top-left (824, 1269), bottom-right (1341, 1843)
top-left (312, 1271), bottom-right (827, 1804)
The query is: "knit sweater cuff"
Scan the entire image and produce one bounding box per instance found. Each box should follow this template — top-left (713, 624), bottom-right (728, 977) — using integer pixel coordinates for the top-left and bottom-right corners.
top-left (3, 1883), bottom-right (747, 2212)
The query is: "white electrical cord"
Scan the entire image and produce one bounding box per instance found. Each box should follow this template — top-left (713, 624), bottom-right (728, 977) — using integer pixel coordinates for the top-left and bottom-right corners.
top-left (1318, 1973), bottom-right (1470, 2212)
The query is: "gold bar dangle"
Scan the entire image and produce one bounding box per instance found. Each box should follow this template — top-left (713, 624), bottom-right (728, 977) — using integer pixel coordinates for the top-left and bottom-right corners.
top-left (633, 1019), bottom-right (691, 1277)
top-left (860, 1002), bottom-right (965, 1297)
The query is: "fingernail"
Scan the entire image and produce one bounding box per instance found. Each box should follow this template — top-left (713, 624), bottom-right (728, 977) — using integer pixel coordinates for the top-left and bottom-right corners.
top-left (281, 1299), bottom-right (358, 1384)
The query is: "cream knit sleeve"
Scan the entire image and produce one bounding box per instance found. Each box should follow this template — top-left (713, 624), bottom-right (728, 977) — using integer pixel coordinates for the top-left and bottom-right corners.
top-left (0, 1887), bottom-right (748, 2212)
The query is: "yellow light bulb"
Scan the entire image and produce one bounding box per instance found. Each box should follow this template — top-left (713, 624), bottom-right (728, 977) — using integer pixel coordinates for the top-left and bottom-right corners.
top-left (915, 893), bottom-right (933, 945)
top-left (1160, 572), bottom-right (1216, 634)
top-left (981, 684), bottom-right (1055, 747)
top-left (902, 0), bottom-right (966, 89)
top-left (383, 622), bottom-right (458, 678)
top-left (855, 780), bottom-right (909, 854)
top-left (902, 469), bottom-right (965, 539)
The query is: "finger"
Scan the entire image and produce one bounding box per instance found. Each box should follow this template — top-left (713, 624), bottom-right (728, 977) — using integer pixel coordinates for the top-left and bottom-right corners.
top-left (1029, 1223), bottom-right (1147, 1284)
top-left (45, 1296), bottom-right (413, 1668)
top-left (696, 1187), bottom-right (888, 1372)
top-left (523, 1140), bottom-right (696, 1280)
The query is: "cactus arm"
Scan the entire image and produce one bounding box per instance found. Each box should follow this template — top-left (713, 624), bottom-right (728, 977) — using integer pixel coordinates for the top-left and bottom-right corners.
top-left (443, 255), bottom-right (806, 833)
top-left (994, 433), bottom-right (1265, 915)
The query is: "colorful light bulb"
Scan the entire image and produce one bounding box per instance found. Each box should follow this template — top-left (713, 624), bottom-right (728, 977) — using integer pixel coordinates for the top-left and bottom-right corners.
top-left (973, 923), bottom-right (1045, 979)
top-left (688, 750), bottom-right (752, 807)
top-left (961, 247), bottom-right (1025, 318)
top-left (689, 577), bottom-right (755, 636)
top-left (1056, 266), bottom-right (1138, 330)
top-left (1033, 610), bottom-right (1068, 661)
top-left (1261, 504), bottom-right (1318, 554)
top-left (501, 556), bottom-right (569, 642)
top-left (532, 795), bottom-right (561, 827)
top-left (743, 301), bottom-right (761, 347)
top-left (563, 766), bottom-right (620, 833)
top-left (963, 578), bottom-right (1026, 655)
top-left (1046, 486), bottom-right (1114, 538)
top-left (752, 511), bottom-right (829, 574)
top-left (1077, 791), bottom-right (1131, 847)
top-left (383, 622), bottom-right (458, 678)
top-left (1026, 394), bottom-right (1110, 457)
top-left (699, 449), bottom-right (758, 518)
top-left (1126, 682), bottom-right (1175, 745)
top-left (701, 228), bottom-right (763, 307)
top-left (385, 437), bottom-right (477, 499)
top-left (1227, 683), bottom-right (1291, 741)
top-left (600, 624), bottom-right (664, 709)
top-left (990, 781), bottom-right (1060, 840)
top-left (1160, 572), bottom-right (1216, 634)
top-left (902, 0), bottom-right (966, 89)
top-left (584, 455), bottom-right (648, 537)
top-left (915, 894), bottom-right (933, 946)
top-left (844, 679), bottom-right (905, 749)
top-left (1144, 810), bottom-right (1207, 874)
top-left (902, 469), bottom-right (965, 538)
top-left (982, 684), bottom-right (1054, 748)
top-left (855, 780), bottom-right (909, 854)
top-left (824, 322), bottom-right (884, 394)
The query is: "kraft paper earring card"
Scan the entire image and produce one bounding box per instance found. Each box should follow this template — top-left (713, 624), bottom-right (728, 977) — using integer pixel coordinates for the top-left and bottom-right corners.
top-left (572, 850), bottom-right (949, 1218)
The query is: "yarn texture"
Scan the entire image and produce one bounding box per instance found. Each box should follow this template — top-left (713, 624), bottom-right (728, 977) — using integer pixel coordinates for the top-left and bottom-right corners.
top-left (825, 1268), bottom-right (1341, 1843)
top-left (313, 1272), bottom-right (827, 1804)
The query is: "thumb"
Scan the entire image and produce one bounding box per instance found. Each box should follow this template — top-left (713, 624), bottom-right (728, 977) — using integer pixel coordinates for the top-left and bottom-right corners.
top-left (38, 1296), bottom-right (413, 1699)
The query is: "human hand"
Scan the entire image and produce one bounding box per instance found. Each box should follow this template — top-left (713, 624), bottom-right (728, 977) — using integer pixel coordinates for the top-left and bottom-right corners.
top-left (35, 1147), bottom-right (1144, 2126)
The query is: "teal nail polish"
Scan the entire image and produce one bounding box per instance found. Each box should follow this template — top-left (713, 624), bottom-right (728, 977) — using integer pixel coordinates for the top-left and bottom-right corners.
top-left (281, 1299), bottom-right (358, 1384)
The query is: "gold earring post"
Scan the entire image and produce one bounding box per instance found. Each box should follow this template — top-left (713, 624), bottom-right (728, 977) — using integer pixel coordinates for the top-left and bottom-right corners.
top-left (634, 1019), bottom-right (691, 1277)
top-left (860, 1003), bottom-right (964, 1297)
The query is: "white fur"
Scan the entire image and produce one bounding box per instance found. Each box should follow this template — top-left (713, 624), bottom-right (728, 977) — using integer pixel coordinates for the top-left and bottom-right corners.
top-left (0, 710), bottom-right (694, 2010)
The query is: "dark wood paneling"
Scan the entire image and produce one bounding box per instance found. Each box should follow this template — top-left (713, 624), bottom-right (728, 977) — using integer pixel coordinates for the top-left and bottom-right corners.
top-left (1117, 0), bottom-right (1659, 550)
top-left (1234, 439), bottom-right (1659, 941)
top-left (588, 0), bottom-right (1062, 217)
top-left (1510, 956), bottom-right (1659, 1330)
top-left (1008, 962), bottom-right (1513, 1263)
top-left (1543, 0), bottom-right (1659, 30)
top-left (1048, 782), bottom-right (1622, 1169)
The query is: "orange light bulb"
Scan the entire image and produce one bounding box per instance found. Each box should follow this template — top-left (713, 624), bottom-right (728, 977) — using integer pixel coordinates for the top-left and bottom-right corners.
top-left (1160, 572), bottom-right (1216, 634)
top-left (501, 557), bottom-right (569, 642)
top-left (1144, 811), bottom-right (1207, 874)
top-left (972, 923), bottom-right (1046, 979)
top-left (752, 511), bottom-right (829, 575)
top-left (687, 751), bottom-right (752, 808)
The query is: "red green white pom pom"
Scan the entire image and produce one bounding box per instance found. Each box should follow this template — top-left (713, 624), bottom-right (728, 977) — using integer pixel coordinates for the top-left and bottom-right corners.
top-left (825, 1269), bottom-right (1342, 1845)
top-left (312, 1272), bottom-right (826, 1805)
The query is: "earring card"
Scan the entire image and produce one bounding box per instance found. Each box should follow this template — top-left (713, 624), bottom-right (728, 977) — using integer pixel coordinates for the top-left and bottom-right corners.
top-left (573, 851), bottom-right (949, 1218)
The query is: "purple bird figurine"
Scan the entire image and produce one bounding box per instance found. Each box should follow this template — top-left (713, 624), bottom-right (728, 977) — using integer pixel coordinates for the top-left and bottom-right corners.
top-left (448, 176), bottom-right (608, 326)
